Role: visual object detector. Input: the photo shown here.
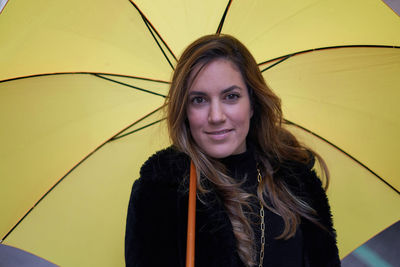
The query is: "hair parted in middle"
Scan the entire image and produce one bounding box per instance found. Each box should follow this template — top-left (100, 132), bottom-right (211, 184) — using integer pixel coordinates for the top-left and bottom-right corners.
top-left (166, 34), bottom-right (329, 267)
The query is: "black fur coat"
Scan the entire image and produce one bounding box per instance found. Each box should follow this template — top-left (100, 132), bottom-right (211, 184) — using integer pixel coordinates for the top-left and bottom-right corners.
top-left (125, 147), bottom-right (341, 267)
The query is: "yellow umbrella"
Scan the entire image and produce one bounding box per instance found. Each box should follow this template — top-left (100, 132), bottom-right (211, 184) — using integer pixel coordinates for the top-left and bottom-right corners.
top-left (1, 0), bottom-right (399, 266)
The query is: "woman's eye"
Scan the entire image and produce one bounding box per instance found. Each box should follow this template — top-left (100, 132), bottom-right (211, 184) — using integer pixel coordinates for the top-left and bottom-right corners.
top-left (226, 93), bottom-right (240, 100)
top-left (191, 96), bottom-right (205, 104)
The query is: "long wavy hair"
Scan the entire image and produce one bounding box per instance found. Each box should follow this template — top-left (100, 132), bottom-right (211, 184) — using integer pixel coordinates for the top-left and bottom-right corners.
top-left (166, 34), bottom-right (329, 266)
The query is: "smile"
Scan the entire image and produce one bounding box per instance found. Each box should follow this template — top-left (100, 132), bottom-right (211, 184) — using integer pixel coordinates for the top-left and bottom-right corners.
top-left (205, 129), bottom-right (233, 140)
top-left (206, 129), bottom-right (233, 135)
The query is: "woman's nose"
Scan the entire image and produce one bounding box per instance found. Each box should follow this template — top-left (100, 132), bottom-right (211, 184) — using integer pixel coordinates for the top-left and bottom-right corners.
top-left (208, 101), bottom-right (226, 124)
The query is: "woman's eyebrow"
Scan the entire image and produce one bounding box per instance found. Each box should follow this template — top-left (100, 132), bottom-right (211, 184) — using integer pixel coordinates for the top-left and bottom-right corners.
top-left (188, 91), bottom-right (207, 96)
top-left (222, 85), bottom-right (242, 94)
top-left (189, 86), bottom-right (242, 96)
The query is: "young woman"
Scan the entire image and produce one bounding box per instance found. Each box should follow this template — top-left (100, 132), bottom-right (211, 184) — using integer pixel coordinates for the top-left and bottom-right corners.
top-left (125, 34), bottom-right (341, 267)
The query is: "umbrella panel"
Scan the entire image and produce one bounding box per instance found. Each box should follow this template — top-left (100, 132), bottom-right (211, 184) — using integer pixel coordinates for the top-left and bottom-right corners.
top-left (133, 0), bottom-right (229, 59)
top-left (0, 0), bottom-right (173, 81)
top-left (3, 112), bottom-right (169, 267)
top-left (0, 74), bottom-right (166, 239)
top-left (263, 47), bottom-right (400, 192)
top-left (222, 0), bottom-right (400, 63)
top-left (288, 125), bottom-right (400, 258)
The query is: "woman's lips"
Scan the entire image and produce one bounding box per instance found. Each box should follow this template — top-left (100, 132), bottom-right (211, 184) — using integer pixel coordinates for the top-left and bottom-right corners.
top-left (205, 129), bottom-right (233, 140)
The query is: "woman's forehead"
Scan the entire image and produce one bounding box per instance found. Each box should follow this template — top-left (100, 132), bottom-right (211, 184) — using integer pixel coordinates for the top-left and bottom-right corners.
top-left (188, 59), bottom-right (244, 91)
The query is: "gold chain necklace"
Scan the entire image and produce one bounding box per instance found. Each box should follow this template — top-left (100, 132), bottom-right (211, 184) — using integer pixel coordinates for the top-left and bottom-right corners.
top-left (257, 168), bottom-right (265, 267)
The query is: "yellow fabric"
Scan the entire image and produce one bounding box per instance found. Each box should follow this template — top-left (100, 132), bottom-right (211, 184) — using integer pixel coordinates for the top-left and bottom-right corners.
top-left (3, 0), bottom-right (398, 82)
top-left (0, 0), bottom-right (173, 81)
top-left (0, 74), bottom-right (165, 238)
top-left (133, 0), bottom-right (228, 58)
top-left (4, 115), bottom-right (169, 266)
top-left (288, 125), bottom-right (400, 257)
top-left (1, 0), bottom-right (399, 265)
top-left (263, 47), bottom-right (400, 192)
top-left (224, 0), bottom-right (400, 63)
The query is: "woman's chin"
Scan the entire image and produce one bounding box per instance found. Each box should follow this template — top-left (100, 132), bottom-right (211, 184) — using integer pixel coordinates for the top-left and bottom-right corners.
top-left (203, 145), bottom-right (245, 159)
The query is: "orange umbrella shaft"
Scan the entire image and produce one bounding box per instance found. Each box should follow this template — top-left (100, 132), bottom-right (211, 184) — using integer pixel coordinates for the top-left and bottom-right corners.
top-left (186, 161), bottom-right (197, 267)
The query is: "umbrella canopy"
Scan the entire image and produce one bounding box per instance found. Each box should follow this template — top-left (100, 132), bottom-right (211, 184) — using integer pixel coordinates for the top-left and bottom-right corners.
top-left (1, 0), bottom-right (399, 266)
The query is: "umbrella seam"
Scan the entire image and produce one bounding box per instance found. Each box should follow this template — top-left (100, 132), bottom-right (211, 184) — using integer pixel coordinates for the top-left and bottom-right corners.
top-left (258, 45), bottom-right (400, 69)
top-left (113, 106), bottom-right (164, 139)
top-left (128, 0), bottom-right (177, 61)
top-left (0, 72), bottom-right (171, 84)
top-left (111, 118), bottom-right (165, 141)
top-left (141, 17), bottom-right (175, 70)
top-left (216, 0), bottom-right (233, 34)
top-left (93, 73), bottom-right (166, 97)
top-left (260, 55), bottom-right (292, 73)
top-left (1, 46), bottom-right (397, 83)
top-left (285, 119), bottom-right (400, 195)
top-left (128, 0), bottom-right (177, 67)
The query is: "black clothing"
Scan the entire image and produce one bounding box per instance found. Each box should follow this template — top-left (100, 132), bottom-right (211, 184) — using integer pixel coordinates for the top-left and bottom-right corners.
top-left (125, 146), bottom-right (341, 267)
top-left (220, 148), bottom-right (304, 267)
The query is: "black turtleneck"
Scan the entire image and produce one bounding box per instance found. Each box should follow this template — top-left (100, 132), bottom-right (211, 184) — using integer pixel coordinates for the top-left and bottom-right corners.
top-left (220, 148), bottom-right (304, 267)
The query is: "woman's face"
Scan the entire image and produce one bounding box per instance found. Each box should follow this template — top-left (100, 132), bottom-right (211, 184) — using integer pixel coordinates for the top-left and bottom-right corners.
top-left (186, 59), bottom-right (253, 158)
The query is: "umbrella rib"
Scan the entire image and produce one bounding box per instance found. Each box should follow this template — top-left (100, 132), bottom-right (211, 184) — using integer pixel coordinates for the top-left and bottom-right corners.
top-left (258, 45), bottom-right (400, 70)
top-left (0, 72), bottom-right (170, 84)
top-left (1, 106), bottom-right (165, 242)
top-left (111, 118), bottom-right (165, 141)
top-left (97, 73), bottom-right (170, 84)
top-left (260, 55), bottom-right (292, 73)
top-left (128, 0), bottom-right (176, 69)
top-left (216, 0), bottom-right (233, 34)
top-left (128, 0), bottom-right (177, 61)
top-left (142, 18), bottom-right (175, 70)
top-left (112, 106), bottom-right (164, 140)
top-left (285, 119), bottom-right (400, 195)
top-left (93, 74), bottom-right (166, 98)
